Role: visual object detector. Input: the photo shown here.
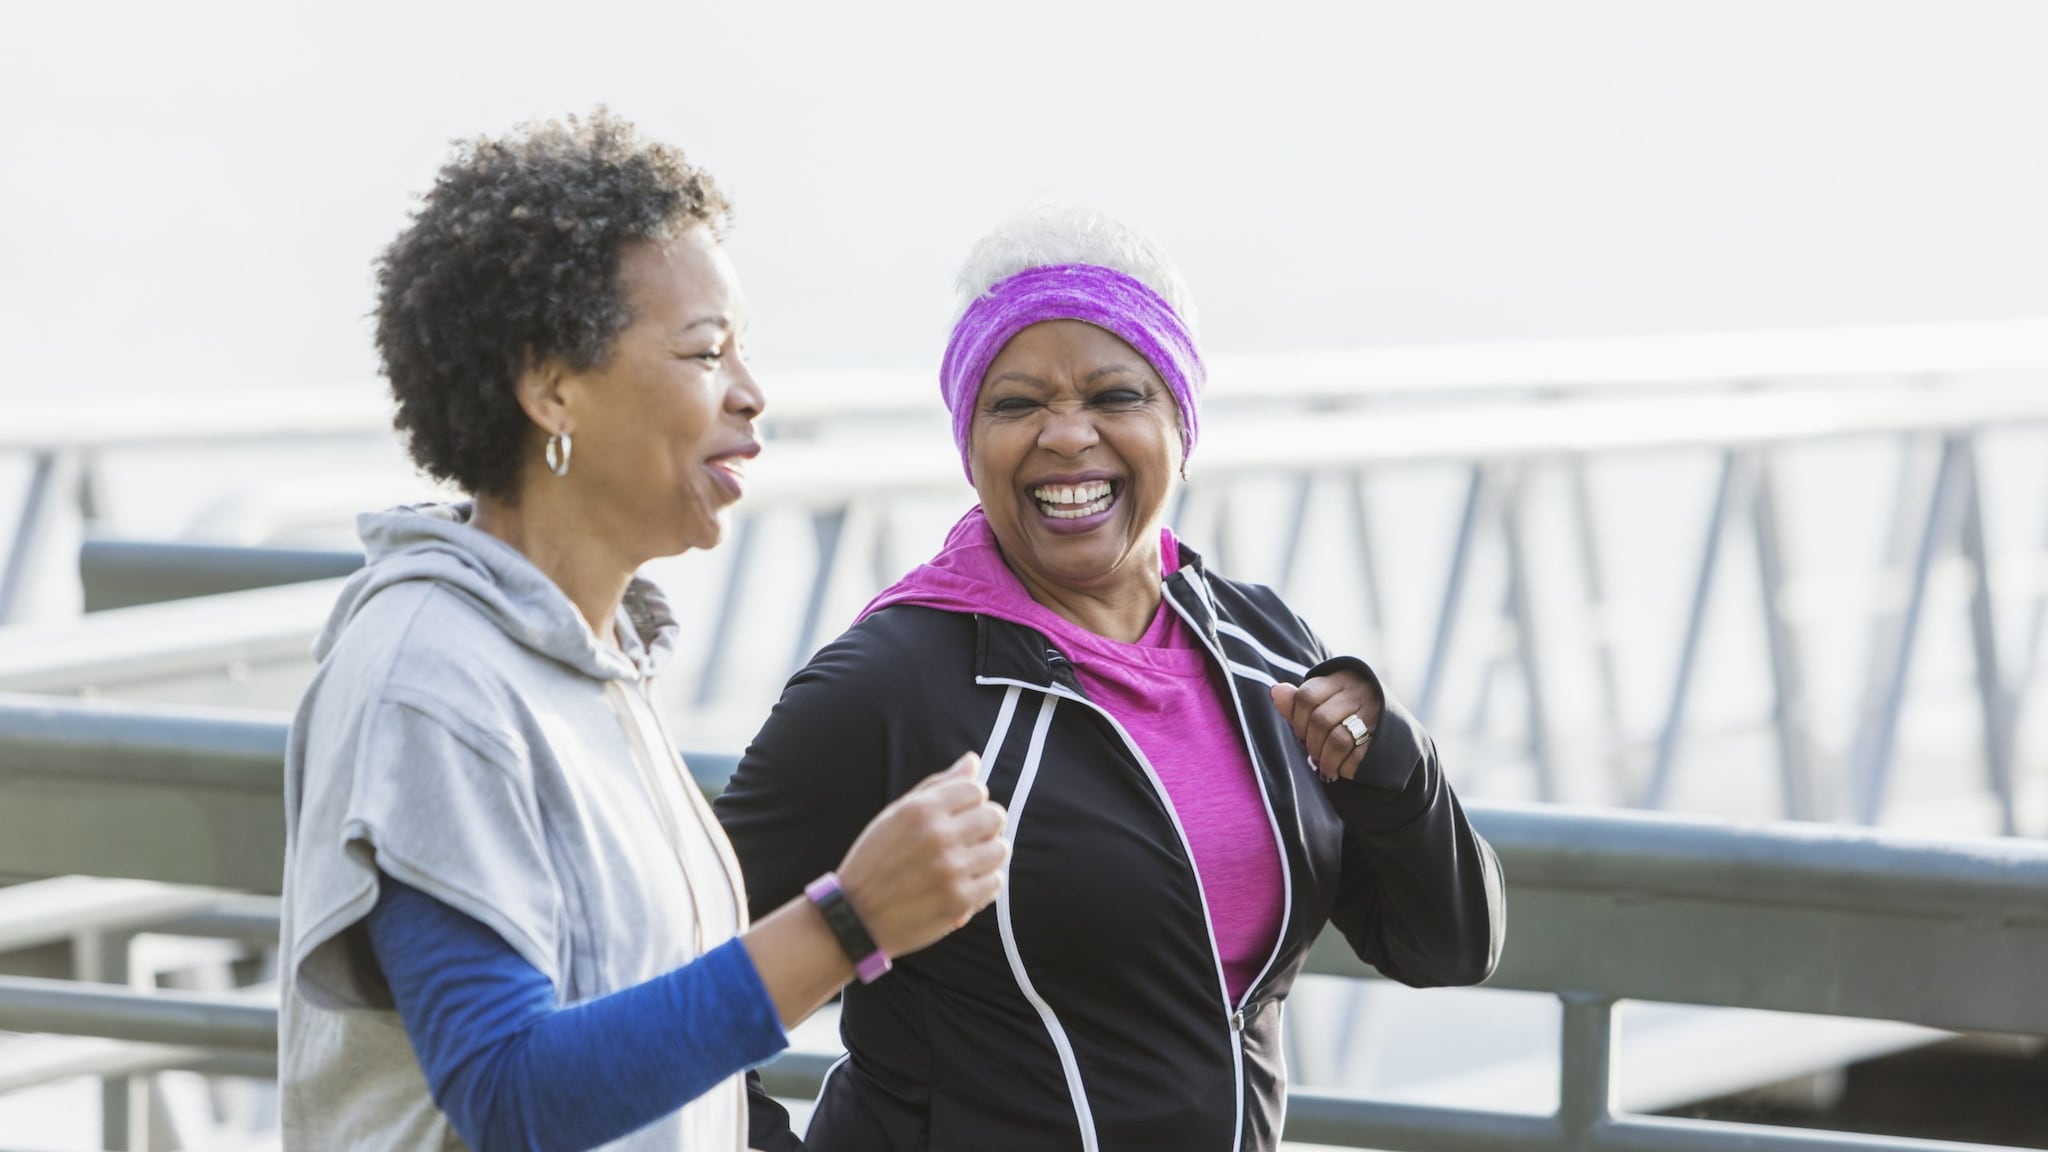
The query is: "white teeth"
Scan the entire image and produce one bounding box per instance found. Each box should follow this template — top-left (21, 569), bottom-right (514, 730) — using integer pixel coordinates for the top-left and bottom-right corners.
top-left (1042, 495), bottom-right (1113, 519)
top-left (1031, 480), bottom-right (1113, 508)
top-left (1032, 480), bottom-right (1115, 520)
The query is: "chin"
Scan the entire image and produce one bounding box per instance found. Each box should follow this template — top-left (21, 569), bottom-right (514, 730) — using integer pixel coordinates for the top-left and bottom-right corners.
top-left (682, 510), bottom-right (731, 555)
top-left (1039, 544), bottom-right (1132, 586)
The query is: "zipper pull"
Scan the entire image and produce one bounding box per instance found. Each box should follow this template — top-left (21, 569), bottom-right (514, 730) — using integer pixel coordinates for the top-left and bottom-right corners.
top-left (1231, 1008), bottom-right (1247, 1033)
top-left (1044, 648), bottom-right (1091, 699)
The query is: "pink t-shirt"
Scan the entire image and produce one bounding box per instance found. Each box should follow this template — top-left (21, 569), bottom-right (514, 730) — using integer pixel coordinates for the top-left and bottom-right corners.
top-left (862, 509), bottom-right (1285, 1004)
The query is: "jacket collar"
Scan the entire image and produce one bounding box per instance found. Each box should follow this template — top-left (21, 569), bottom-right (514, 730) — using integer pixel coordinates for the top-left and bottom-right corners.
top-left (1161, 543), bottom-right (1221, 645)
top-left (971, 546), bottom-right (1224, 688)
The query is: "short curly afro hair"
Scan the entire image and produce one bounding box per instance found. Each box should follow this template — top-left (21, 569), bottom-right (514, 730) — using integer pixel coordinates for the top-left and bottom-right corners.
top-left (375, 108), bottom-right (730, 498)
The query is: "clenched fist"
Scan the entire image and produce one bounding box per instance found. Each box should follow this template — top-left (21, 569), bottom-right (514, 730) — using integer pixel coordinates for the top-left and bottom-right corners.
top-left (1270, 671), bottom-right (1383, 783)
top-left (834, 753), bottom-right (1010, 958)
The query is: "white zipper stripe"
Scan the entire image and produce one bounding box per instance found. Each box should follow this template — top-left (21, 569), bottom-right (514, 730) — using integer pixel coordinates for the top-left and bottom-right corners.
top-left (1166, 577), bottom-right (1301, 1152)
top-left (1273, 1002), bottom-right (1290, 1137)
top-left (1216, 620), bottom-right (1310, 676)
top-left (977, 685), bottom-right (1023, 786)
top-left (813, 1052), bottom-right (851, 1112)
top-left (995, 693), bottom-right (1101, 1151)
top-left (1170, 581), bottom-right (1299, 1003)
top-left (1228, 660), bottom-right (1277, 687)
top-left (978, 671), bottom-right (1242, 1152)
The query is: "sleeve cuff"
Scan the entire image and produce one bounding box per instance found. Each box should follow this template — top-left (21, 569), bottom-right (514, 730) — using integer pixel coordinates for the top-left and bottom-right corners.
top-left (1306, 655), bottom-right (1440, 833)
top-left (705, 936), bottom-right (790, 1067)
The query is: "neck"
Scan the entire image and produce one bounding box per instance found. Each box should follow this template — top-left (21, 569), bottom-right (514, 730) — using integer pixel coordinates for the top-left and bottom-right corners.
top-left (472, 481), bottom-right (638, 644)
top-left (1002, 539), bottom-right (1164, 644)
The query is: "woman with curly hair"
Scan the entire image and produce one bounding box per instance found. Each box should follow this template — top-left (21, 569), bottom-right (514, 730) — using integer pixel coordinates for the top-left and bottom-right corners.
top-left (279, 111), bottom-right (1009, 1151)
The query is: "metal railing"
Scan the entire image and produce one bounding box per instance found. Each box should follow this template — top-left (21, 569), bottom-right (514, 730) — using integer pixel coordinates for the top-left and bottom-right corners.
top-left (12, 415), bottom-right (2048, 831)
top-left (3, 696), bottom-right (2046, 1150)
top-left (10, 322), bottom-right (2046, 839)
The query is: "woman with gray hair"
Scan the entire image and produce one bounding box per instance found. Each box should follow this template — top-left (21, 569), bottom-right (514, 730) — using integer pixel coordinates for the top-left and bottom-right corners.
top-left (717, 208), bottom-right (1504, 1150)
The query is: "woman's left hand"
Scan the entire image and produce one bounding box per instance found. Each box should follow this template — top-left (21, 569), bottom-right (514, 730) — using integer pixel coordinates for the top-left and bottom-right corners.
top-left (1270, 671), bottom-right (1384, 783)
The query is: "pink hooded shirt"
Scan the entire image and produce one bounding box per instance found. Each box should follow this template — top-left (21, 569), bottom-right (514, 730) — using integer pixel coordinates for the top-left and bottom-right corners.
top-left (862, 508), bottom-right (1284, 1003)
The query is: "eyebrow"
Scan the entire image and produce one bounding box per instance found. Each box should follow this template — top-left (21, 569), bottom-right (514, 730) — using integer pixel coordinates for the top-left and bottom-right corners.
top-left (986, 363), bottom-right (1148, 391)
top-left (1085, 363), bottom-right (1146, 384)
top-left (673, 314), bottom-right (734, 338)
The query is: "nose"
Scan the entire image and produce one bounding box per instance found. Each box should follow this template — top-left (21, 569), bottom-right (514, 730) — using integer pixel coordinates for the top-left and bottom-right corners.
top-left (726, 357), bottom-right (765, 421)
top-left (1036, 400), bottom-right (1099, 456)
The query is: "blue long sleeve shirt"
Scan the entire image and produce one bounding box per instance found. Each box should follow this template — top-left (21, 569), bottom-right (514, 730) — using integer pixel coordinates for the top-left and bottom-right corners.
top-left (364, 875), bottom-right (788, 1151)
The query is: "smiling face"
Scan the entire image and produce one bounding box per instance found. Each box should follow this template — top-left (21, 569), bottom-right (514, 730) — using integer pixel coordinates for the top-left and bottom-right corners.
top-left (554, 225), bottom-right (762, 561)
top-left (970, 319), bottom-right (1183, 603)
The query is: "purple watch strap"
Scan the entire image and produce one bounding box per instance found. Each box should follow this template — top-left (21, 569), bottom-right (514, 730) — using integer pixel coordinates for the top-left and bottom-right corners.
top-left (854, 944), bottom-right (892, 984)
top-left (805, 872), bottom-right (892, 984)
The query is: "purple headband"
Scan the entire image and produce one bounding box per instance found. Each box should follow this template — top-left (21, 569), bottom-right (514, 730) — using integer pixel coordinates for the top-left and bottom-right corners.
top-left (939, 263), bottom-right (1204, 482)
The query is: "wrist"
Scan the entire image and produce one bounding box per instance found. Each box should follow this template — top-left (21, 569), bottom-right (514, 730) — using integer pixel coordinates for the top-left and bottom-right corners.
top-left (805, 872), bottom-right (892, 984)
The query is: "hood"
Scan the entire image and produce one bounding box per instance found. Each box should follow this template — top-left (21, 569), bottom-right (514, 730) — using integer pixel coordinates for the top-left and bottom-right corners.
top-left (859, 505), bottom-right (1183, 633)
top-left (313, 502), bottom-right (677, 682)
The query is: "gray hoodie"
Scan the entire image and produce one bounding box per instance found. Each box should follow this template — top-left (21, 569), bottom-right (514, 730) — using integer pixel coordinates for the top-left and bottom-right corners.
top-left (279, 503), bottom-right (748, 1150)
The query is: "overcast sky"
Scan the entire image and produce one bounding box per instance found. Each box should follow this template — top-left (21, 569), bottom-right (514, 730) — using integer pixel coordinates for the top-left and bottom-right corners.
top-left (4, 0), bottom-right (2045, 394)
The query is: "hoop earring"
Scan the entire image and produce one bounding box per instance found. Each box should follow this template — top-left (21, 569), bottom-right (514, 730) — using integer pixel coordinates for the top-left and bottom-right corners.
top-left (545, 432), bottom-right (573, 478)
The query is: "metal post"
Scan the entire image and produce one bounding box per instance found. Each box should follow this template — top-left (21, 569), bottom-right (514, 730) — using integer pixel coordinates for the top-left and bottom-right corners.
top-left (1347, 471), bottom-right (1391, 660)
top-left (1848, 437), bottom-right (1960, 827)
top-left (693, 514), bottom-right (760, 709)
top-left (2021, 478), bottom-right (2048, 837)
top-left (791, 507), bottom-right (849, 674)
top-left (1953, 435), bottom-right (2018, 837)
top-left (1465, 574), bottom-right (1515, 740)
top-left (1569, 457), bottom-right (1632, 807)
top-left (1558, 992), bottom-right (1617, 1149)
top-left (1419, 464), bottom-right (1489, 725)
top-left (77, 449), bottom-right (103, 527)
top-left (1274, 474), bottom-right (1316, 598)
top-left (2022, 487), bottom-right (2048, 702)
top-left (1500, 470), bottom-right (1557, 801)
top-left (1751, 451), bottom-right (1817, 821)
top-left (1210, 479), bottom-right (1235, 575)
top-left (869, 503), bottom-right (896, 593)
top-left (1842, 434), bottom-right (1935, 824)
top-left (1643, 451), bottom-right (1742, 810)
top-left (74, 928), bottom-right (147, 1151)
top-left (0, 449), bottom-right (61, 624)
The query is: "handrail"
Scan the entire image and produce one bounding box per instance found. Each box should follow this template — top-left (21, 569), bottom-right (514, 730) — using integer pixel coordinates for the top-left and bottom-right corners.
top-left (3, 697), bottom-right (2045, 1149)
top-left (0, 975), bottom-right (275, 1052)
top-left (79, 539), bottom-right (364, 612)
top-left (0, 579), bottom-right (342, 694)
top-left (4, 697), bottom-right (2045, 1016)
top-left (0, 693), bottom-right (286, 791)
top-left (11, 690), bottom-right (2046, 922)
top-left (684, 380), bottom-right (2048, 510)
top-left (9, 317), bottom-right (2047, 452)
top-left (1450, 801), bottom-right (2048, 921)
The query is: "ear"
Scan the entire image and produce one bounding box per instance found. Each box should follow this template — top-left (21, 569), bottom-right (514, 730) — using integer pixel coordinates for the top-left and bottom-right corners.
top-left (512, 353), bottom-right (574, 439)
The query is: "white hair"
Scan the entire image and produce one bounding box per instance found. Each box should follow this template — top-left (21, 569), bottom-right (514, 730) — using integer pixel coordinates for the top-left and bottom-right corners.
top-left (950, 205), bottom-right (1199, 334)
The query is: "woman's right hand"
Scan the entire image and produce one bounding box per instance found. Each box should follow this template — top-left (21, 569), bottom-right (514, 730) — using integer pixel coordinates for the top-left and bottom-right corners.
top-left (835, 753), bottom-right (1008, 959)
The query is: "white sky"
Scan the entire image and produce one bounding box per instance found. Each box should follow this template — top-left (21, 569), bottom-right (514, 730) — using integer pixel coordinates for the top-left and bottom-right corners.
top-left (3, 0), bottom-right (2046, 392)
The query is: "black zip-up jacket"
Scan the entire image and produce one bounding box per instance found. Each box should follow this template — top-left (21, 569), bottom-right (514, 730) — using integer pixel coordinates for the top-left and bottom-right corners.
top-left (717, 550), bottom-right (1504, 1151)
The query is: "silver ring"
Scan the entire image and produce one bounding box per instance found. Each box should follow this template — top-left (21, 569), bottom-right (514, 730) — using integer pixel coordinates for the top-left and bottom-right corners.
top-left (1341, 713), bottom-right (1371, 749)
